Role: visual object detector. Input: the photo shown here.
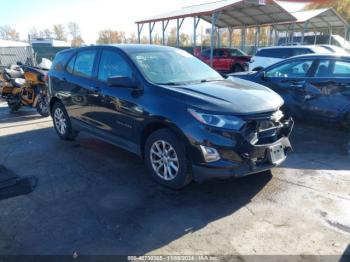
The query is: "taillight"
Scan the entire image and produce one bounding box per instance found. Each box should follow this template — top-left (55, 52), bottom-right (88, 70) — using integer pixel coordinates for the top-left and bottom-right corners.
top-left (44, 74), bottom-right (48, 83)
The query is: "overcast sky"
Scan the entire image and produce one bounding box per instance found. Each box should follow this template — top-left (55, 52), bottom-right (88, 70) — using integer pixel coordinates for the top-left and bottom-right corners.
top-left (0, 0), bottom-right (310, 44)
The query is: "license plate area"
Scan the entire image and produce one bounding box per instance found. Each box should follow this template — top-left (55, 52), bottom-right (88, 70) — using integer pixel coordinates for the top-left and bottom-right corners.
top-left (267, 143), bottom-right (285, 165)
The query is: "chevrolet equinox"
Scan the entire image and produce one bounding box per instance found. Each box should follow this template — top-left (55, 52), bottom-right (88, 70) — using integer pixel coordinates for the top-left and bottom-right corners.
top-left (48, 45), bottom-right (293, 189)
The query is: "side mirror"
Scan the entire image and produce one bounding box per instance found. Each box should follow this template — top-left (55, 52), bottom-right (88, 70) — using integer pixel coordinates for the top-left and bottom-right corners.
top-left (107, 76), bottom-right (138, 89)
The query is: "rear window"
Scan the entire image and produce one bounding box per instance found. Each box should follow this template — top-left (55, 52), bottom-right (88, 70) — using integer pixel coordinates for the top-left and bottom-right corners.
top-left (255, 48), bottom-right (292, 59)
top-left (51, 51), bottom-right (73, 71)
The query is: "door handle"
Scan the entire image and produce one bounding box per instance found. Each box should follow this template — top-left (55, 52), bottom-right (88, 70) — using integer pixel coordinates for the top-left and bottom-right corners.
top-left (59, 77), bottom-right (66, 82)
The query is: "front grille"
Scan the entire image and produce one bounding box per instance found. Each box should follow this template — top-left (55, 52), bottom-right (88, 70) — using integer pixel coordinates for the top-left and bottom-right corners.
top-left (243, 111), bottom-right (285, 145)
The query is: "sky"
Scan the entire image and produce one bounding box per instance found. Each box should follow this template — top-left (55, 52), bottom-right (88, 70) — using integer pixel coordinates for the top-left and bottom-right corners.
top-left (0, 0), bottom-right (310, 44)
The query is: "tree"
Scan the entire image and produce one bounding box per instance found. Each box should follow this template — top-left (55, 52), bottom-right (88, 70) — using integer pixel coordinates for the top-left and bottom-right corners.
top-left (179, 33), bottom-right (190, 46)
top-left (68, 22), bottom-right (84, 47)
top-left (167, 27), bottom-right (177, 46)
top-left (53, 24), bottom-right (67, 41)
top-left (307, 0), bottom-right (350, 24)
top-left (96, 30), bottom-right (126, 44)
top-left (127, 32), bottom-right (138, 44)
top-left (0, 25), bottom-right (20, 40)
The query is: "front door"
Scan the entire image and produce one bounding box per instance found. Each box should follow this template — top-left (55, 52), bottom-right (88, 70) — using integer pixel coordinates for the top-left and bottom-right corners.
top-left (90, 48), bottom-right (142, 148)
top-left (261, 58), bottom-right (316, 119)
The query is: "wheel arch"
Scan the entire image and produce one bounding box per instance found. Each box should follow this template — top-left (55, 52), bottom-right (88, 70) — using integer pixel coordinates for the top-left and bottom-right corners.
top-left (139, 119), bottom-right (191, 160)
top-left (49, 96), bottom-right (61, 116)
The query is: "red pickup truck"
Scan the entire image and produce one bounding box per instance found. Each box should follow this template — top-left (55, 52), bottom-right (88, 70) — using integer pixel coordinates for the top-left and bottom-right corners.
top-left (194, 48), bottom-right (251, 73)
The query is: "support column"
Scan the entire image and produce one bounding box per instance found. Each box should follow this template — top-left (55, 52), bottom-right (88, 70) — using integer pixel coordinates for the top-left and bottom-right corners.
top-left (210, 13), bottom-right (219, 67)
top-left (176, 18), bottom-right (185, 47)
top-left (254, 26), bottom-right (260, 51)
top-left (193, 17), bottom-right (200, 49)
top-left (290, 23), bottom-right (296, 44)
top-left (149, 22), bottom-right (155, 44)
top-left (137, 23), bottom-right (143, 44)
top-left (240, 27), bottom-right (246, 51)
top-left (162, 20), bottom-right (169, 45)
top-left (329, 26), bottom-right (333, 44)
top-left (301, 21), bottom-right (308, 45)
top-left (217, 28), bottom-right (221, 48)
top-left (268, 26), bottom-right (274, 46)
top-left (228, 27), bottom-right (233, 48)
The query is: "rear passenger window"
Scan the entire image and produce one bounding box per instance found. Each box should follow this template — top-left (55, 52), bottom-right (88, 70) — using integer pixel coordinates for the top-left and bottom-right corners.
top-left (98, 50), bottom-right (132, 82)
top-left (66, 55), bottom-right (76, 74)
top-left (333, 61), bottom-right (350, 77)
top-left (72, 50), bottom-right (97, 78)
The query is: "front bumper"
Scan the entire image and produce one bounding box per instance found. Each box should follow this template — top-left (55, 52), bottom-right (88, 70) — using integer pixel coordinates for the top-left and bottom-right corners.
top-left (192, 136), bottom-right (291, 182)
top-left (185, 116), bottom-right (294, 182)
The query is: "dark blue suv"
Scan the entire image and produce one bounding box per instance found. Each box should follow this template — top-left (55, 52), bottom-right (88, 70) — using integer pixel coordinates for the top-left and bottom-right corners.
top-left (48, 45), bottom-right (293, 189)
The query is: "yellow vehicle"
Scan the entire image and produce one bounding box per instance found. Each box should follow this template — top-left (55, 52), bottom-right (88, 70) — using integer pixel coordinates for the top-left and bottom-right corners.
top-left (1, 63), bottom-right (49, 117)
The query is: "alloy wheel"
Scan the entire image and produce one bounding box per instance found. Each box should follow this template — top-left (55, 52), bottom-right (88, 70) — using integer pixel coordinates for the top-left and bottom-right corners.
top-left (150, 140), bottom-right (179, 181)
top-left (54, 108), bottom-right (67, 135)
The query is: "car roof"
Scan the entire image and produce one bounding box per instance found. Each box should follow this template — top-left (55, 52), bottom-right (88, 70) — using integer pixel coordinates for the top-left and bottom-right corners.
top-left (56, 44), bottom-right (182, 56)
top-left (285, 53), bottom-right (350, 60)
top-left (258, 45), bottom-right (325, 50)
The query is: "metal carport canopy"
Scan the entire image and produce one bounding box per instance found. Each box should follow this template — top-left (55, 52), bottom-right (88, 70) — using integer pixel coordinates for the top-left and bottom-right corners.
top-left (273, 8), bottom-right (349, 31)
top-left (135, 0), bottom-right (296, 28)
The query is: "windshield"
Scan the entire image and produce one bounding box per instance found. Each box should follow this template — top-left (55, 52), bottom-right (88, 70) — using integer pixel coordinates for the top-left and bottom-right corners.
top-left (130, 49), bottom-right (223, 85)
top-left (229, 49), bottom-right (247, 56)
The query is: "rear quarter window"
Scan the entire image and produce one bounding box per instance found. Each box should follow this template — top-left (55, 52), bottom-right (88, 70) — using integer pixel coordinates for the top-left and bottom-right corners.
top-left (51, 51), bottom-right (73, 72)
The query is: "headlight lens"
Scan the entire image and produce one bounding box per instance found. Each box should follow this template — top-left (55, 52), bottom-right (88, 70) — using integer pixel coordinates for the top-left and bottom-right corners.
top-left (188, 109), bottom-right (245, 130)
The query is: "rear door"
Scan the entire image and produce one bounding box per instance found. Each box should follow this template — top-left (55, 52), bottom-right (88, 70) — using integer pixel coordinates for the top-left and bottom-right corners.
top-left (62, 48), bottom-right (99, 125)
top-left (305, 58), bottom-right (350, 121)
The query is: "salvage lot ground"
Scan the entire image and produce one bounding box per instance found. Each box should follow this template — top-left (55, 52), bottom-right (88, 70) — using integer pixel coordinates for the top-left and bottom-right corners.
top-left (0, 99), bottom-right (349, 256)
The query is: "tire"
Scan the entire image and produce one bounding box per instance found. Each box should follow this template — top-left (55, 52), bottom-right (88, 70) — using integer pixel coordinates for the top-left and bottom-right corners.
top-left (36, 94), bottom-right (49, 117)
top-left (144, 128), bottom-right (192, 189)
top-left (52, 102), bottom-right (78, 140)
top-left (7, 100), bottom-right (21, 112)
top-left (231, 64), bottom-right (243, 73)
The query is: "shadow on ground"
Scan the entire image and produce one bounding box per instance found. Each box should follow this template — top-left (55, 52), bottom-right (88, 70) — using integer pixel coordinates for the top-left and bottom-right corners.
top-left (0, 126), bottom-right (272, 254)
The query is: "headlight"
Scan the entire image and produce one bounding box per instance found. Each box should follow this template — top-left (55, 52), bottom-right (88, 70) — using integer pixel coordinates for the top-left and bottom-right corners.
top-left (188, 109), bottom-right (245, 130)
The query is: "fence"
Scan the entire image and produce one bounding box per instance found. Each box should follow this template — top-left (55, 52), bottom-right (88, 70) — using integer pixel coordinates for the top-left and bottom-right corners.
top-left (0, 47), bottom-right (34, 70)
top-left (0, 46), bottom-right (70, 70)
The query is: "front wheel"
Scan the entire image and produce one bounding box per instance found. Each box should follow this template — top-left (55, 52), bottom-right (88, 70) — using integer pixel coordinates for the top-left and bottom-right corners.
top-left (52, 102), bottom-right (78, 140)
top-left (36, 94), bottom-right (49, 117)
top-left (144, 128), bottom-right (192, 189)
top-left (231, 64), bottom-right (243, 73)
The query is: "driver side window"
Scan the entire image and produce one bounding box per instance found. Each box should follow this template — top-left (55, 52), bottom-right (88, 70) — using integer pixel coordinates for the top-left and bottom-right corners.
top-left (98, 50), bottom-right (132, 82)
top-left (266, 59), bottom-right (314, 78)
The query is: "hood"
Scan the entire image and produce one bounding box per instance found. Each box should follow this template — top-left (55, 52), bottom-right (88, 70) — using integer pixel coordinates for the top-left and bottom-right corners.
top-left (166, 78), bottom-right (284, 115)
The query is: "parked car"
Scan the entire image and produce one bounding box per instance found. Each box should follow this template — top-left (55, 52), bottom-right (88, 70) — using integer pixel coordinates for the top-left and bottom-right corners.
top-left (278, 35), bottom-right (350, 51)
top-left (48, 45), bottom-right (293, 189)
top-left (231, 54), bottom-right (350, 127)
top-left (195, 48), bottom-right (251, 73)
top-left (249, 46), bottom-right (331, 71)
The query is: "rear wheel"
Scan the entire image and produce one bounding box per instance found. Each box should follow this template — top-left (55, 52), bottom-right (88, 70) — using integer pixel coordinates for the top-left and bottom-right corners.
top-left (36, 94), bottom-right (49, 117)
top-left (7, 100), bottom-right (21, 112)
top-left (52, 102), bottom-right (78, 140)
top-left (144, 128), bottom-right (192, 189)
